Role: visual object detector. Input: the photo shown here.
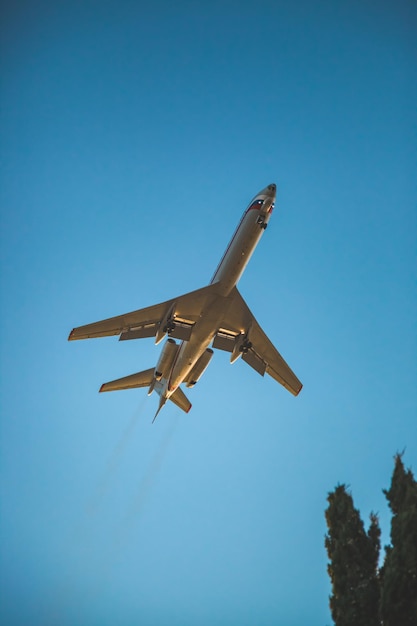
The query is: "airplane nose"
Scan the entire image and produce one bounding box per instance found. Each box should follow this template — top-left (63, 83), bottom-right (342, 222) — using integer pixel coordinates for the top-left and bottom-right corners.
top-left (258, 183), bottom-right (276, 197)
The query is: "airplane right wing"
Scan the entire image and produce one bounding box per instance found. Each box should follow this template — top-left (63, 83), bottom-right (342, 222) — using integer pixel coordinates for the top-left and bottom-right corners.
top-left (68, 284), bottom-right (218, 343)
top-left (213, 287), bottom-right (302, 396)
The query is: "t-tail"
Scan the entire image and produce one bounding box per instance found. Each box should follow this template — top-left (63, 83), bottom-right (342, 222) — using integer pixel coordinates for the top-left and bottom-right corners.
top-left (99, 338), bottom-right (192, 420)
top-left (152, 395), bottom-right (167, 423)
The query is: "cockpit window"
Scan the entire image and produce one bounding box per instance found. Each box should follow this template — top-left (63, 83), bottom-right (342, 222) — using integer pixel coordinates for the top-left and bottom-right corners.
top-left (248, 199), bottom-right (264, 210)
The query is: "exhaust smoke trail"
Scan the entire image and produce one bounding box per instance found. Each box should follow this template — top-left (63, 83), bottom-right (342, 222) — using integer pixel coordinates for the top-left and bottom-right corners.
top-left (86, 395), bottom-right (148, 516)
top-left (49, 397), bottom-right (153, 624)
top-left (122, 411), bottom-right (179, 530)
top-left (68, 412), bottom-right (181, 620)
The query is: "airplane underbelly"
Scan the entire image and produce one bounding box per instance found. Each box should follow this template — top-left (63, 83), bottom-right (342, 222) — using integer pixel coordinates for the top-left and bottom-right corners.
top-left (215, 217), bottom-right (264, 291)
top-left (169, 295), bottom-right (223, 389)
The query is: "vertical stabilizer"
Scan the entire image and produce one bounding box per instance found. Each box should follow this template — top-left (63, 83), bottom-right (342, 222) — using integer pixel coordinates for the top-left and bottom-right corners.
top-left (153, 395), bottom-right (167, 423)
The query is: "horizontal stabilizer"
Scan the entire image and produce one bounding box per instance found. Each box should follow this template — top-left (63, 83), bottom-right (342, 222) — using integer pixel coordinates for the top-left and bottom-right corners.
top-left (169, 387), bottom-right (192, 413)
top-left (99, 368), bottom-right (154, 392)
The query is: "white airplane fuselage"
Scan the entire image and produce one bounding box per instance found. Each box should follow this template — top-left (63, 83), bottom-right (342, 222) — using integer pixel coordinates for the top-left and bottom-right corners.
top-left (163, 183), bottom-right (276, 400)
top-left (68, 181), bottom-right (302, 416)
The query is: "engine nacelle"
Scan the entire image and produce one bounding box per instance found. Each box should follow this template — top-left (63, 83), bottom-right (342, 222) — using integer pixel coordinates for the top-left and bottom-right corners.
top-left (154, 338), bottom-right (178, 380)
top-left (186, 348), bottom-right (214, 388)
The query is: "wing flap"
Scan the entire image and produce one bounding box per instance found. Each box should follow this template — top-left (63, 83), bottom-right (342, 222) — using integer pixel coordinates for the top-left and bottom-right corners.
top-left (165, 321), bottom-right (193, 342)
top-left (242, 350), bottom-right (266, 377)
top-left (69, 284), bottom-right (218, 342)
top-left (69, 304), bottom-right (165, 341)
top-left (119, 324), bottom-right (158, 341)
top-left (216, 287), bottom-right (302, 396)
top-left (212, 330), bottom-right (236, 352)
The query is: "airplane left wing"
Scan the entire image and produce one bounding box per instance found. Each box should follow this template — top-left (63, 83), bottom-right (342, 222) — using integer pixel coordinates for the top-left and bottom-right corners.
top-left (213, 288), bottom-right (303, 396)
top-left (68, 284), bottom-right (217, 342)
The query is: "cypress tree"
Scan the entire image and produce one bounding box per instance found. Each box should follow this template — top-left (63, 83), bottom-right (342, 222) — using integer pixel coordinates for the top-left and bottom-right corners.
top-left (380, 454), bottom-right (417, 626)
top-left (325, 484), bottom-right (381, 626)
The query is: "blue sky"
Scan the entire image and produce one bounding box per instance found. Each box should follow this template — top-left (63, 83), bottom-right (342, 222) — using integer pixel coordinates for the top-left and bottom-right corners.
top-left (1, 1), bottom-right (416, 624)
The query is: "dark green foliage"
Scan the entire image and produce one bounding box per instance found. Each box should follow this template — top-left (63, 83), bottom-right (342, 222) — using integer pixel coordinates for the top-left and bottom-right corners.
top-left (325, 456), bottom-right (417, 626)
top-left (325, 484), bottom-right (381, 626)
top-left (380, 454), bottom-right (417, 626)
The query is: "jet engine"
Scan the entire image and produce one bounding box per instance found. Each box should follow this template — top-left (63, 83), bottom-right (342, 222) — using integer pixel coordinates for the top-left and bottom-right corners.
top-left (154, 338), bottom-right (178, 380)
top-left (185, 348), bottom-right (214, 388)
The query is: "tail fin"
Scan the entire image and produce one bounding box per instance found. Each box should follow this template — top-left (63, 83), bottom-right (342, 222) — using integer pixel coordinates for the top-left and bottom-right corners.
top-left (169, 387), bottom-right (192, 413)
top-left (152, 395), bottom-right (167, 423)
top-left (99, 368), bottom-right (154, 392)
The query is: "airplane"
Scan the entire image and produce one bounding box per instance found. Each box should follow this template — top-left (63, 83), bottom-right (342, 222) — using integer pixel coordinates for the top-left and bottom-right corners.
top-left (68, 183), bottom-right (302, 420)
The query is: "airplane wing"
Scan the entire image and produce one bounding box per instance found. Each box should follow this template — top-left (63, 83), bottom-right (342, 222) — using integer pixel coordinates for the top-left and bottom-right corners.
top-left (68, 284), bottom-right (218, 342)
top-left (213, 287), bottom-right (302, 396)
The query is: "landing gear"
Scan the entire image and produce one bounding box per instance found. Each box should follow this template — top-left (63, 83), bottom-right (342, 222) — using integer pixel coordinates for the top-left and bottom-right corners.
top-left (231, 333), bottom-right (253, 363)
top-left (239, 340), bottom-right (252, 354)
top-left (163, 320), bottom-right (176, 334)
top-left (257, 216), bottom-right (268, 230)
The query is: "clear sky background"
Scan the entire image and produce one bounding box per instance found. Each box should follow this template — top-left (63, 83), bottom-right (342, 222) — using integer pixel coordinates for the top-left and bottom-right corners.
top-left (1, 1), bottom-right (416, 625)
